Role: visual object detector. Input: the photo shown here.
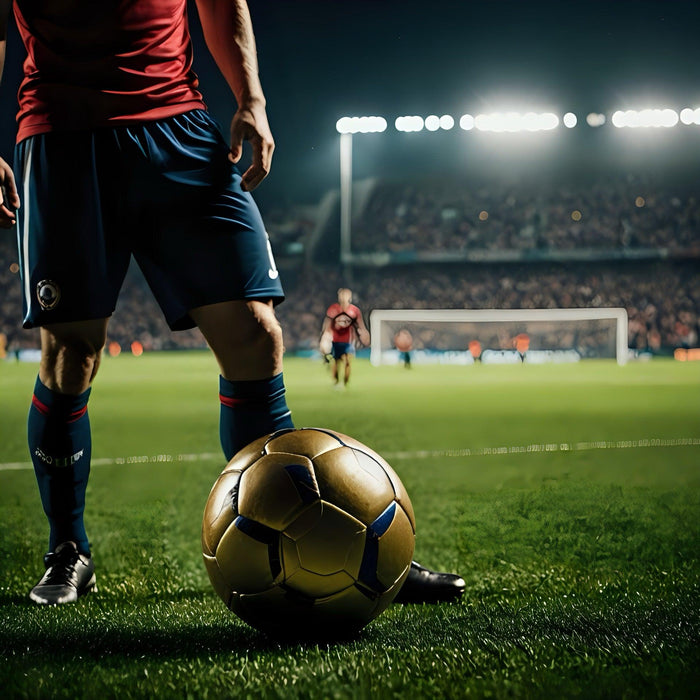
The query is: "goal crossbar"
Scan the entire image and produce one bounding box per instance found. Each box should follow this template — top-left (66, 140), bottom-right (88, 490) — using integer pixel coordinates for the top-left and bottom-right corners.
top-left (369, 308), bottom-right (629, 366)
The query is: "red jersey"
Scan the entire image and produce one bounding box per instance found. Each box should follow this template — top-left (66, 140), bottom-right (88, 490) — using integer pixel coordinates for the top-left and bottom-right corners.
top-left (13, 0), bottom-right (206, 142)
top-left (326, 303), bottom-right (362, 343)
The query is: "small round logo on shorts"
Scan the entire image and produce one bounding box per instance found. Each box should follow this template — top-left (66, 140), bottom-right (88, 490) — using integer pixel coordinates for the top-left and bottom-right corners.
top-left (36, 280), bottom-right (61, 310)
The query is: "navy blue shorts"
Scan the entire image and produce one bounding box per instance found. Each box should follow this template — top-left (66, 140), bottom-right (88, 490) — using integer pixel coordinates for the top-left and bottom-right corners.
top-left (331, 342), bottom-right (354, 360)
top-left (15, 110), bottom-right (284, 330)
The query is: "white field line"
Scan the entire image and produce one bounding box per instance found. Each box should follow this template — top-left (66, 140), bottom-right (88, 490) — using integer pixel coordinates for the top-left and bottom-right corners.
top-left (0, 438), bottom-right (698, 472)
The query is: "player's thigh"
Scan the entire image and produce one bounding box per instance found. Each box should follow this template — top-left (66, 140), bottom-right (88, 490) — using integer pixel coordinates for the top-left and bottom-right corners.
top-left (191, 299), bottom-right (280, 347)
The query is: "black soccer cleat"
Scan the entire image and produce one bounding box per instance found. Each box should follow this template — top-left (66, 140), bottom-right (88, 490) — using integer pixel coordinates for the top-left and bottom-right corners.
top-left (29, 541), bottom-right (96, 605)
top-left (393, 560), bottom-right (465, 604)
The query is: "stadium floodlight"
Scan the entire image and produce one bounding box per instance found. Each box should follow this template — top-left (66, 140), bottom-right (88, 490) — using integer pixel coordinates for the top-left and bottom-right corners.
top-left (336, 116), bottom-right (387, 134)
top-left (473, 111), bottom-right (559, 133)
top-left (459, 114), bottom-right (475, 130)
top-left (336, 115), bottom-right (388, 265)
top-left (586, 113), bottom-right (606, 127)
top-left (679, 107), bottom-right (700, 125)
top-left (425, 115), bottom-right (441, 132)
top-left (563, 112), bottom-right (577, 128)
top-left (395, 115), bottom-right (425, 132)
top-left (611, 108), bottom-right (679, 128)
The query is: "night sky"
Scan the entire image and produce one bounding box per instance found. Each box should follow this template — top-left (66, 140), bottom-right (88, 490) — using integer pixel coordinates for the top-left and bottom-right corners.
top-left (2, 0), bottom-right (700, 210)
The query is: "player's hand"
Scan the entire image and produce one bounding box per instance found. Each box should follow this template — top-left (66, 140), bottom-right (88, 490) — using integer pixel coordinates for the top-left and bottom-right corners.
top-left (0, 157), bottom-right (20, 229)
top-left (320, 331), bottom-right (332, 356)
top-left (358, 329), bottom-right (370, 347)
top-left (229, 99), bottom-right (275, 192)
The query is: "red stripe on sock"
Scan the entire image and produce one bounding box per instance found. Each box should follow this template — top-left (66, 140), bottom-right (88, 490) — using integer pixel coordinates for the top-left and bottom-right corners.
top-left (32, 395), bottom-right (87, 422)
top-left (219, 393), bottom-right (247, 408)
top-left (67, 406), bottom-right (88, 423)
top-left (31, 394), bottom-right (50, 416)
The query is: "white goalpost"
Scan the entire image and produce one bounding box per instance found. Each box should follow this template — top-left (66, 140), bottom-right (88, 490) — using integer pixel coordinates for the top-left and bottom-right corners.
top-left (369, 308), bottom-right (629, 366)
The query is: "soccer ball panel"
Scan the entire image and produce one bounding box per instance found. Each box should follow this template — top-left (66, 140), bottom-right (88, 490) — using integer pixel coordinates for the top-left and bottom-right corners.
top-left (238, 453), bottom-right (318, 530)
top-left (230, 586), bottom-right (292, 633)
top-left (312, 447), bottom-right (395, 524)
top-left (289, 502), bottom-right (366, 576)
top-left (232, 584), bottom-right (380, 638)
top-left (202, 552), bottom-right (231, 607)
top-left (320, 584), bottom-right (381, 623)
top-left (282, 501), bottom-right (323, 541)
top-left (367, 570), bottom-right (410, 621)
top-left (216, 519), bottom-right (277, 594)
top-left (327, 431), bottom-right (416, 531)
top-left (223, 434), bottom-right (269, 473)
top-left (201, 469), bottom-right (242, 556)
top-left (264, 427), bottom-right (345, 459)
top-left (285, 566), bottom-right (356, 599)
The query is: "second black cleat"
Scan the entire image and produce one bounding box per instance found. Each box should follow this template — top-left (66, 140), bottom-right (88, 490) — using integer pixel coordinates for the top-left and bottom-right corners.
top-left (393, 560), bottom-right (465, 604)
top-left (29, 541), bottom-right (96, 605)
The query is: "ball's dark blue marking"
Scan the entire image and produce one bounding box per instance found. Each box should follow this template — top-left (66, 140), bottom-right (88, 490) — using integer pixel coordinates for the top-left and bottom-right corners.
top-left (358, 502), bottom-right (397, 593)
top-left (234, 515), bottom-right (279, 545)
top-left (234, 515), bottom-right (282, 578)
top-left (284, 463), bottom-right (320, 504)
top-left (370, 501), bottom-right (396, 537)
top-left (268, 541), bottom-right (282, 579)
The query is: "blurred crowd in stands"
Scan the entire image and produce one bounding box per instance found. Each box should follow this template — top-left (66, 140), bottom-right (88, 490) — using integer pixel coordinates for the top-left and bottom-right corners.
top-left (1, 172), bottom-right (698, 358)
top-left (354, 173), bottom-right (699, 254)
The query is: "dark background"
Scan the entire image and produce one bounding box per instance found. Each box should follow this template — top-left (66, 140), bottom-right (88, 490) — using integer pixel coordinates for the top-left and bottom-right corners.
top-left (2, 0), bottom-right (700, 212)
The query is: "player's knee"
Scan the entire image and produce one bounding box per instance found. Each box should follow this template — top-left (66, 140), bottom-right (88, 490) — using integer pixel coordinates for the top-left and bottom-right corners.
top-left (216, 300), bottom-right (284, 374)
top-left (245, 301), bottom-right (284, 358)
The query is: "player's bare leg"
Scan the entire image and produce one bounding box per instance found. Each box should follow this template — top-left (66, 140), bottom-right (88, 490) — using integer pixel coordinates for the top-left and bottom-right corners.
top-left (343, 353), bottom-right (352, 386)
top-left (191, 300), bottom-right (293, 459)
top-left (39, 319), bottom-right (108, 393)
top-left (29, 318), bottom-right (107, 604)
top-left (191, 299), bottom-right (283, 381)
top-left (333, 354), bottom-right (348, 390)
top-left (331, 358), bottom-right (340, 386)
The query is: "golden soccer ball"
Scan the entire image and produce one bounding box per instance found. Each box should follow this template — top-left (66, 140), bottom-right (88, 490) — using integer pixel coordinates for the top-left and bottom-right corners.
top-left (202, 427), bottom-right (415, 638)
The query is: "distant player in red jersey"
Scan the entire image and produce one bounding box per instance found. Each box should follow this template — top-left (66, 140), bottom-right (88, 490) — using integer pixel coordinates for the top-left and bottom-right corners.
top-left (320, 288), bottom-right (370, 389)
top-left (514, 332), bottom-right (530, 362)
top-left (0, 0), bottom-right (463, 608)
top-left (468, 339), bottom-right (483, 363)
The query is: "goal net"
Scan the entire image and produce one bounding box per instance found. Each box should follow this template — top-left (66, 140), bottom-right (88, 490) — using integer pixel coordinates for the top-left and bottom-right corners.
top-left (369, 308), bottom-right (629, 366)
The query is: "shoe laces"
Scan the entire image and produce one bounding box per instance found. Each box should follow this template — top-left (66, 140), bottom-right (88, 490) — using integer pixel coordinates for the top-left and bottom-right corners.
top-left (43, 545), bottom-right (82, 585)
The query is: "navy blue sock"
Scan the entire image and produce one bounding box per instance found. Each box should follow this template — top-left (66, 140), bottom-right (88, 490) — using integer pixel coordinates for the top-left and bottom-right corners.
top-left (219, 372), bottom-right (294, 460)
top-left (28, 377), bottom-right (92, 555)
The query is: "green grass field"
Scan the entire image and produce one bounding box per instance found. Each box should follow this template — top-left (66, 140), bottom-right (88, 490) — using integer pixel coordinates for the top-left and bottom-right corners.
top-left (1, 354), bottom-right (699, 699)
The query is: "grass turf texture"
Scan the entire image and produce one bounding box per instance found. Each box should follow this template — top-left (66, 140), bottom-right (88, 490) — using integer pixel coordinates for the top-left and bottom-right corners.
top-left (1, 354), bottom-right (698, 699)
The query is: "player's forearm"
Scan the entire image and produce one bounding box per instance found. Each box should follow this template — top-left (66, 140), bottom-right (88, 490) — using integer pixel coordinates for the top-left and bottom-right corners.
top-left (0, 39), bottom-right (6, 87)
top-left (195, 0), bottom-right (266, 107)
